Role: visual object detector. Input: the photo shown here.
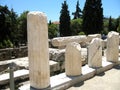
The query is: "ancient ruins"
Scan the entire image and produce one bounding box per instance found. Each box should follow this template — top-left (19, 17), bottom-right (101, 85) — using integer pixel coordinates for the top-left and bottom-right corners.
top-left (0, 11), bottom-right (120, 90)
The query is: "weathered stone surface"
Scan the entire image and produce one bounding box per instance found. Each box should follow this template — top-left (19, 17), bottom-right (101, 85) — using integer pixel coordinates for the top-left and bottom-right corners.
top-left (27, 11), bottom-right (50, 89)
top-left (49, 48), bottom-right (65, 62)
top-left (65, 42), bottom-right (82, 76)
top-left (106, 31), bottom-right (119, 62)
top-left (87, 34), bottom-right (101, 42)
top-left (88, 38), bottom-right (102, 68)
top-left (0, 69), bottom-right (29, 85)
top-left (0, 46), bottom-right (28, 61)
top-left (52, 35), bottom-right (87, 49)
top-left (49, 48), bottom-right (87, 63)
top-left (0, 57), bottom-right (29, 73)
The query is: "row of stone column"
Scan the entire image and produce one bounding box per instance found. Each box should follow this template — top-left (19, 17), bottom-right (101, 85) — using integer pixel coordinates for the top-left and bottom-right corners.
top-left (65, 31), bottom-right (119, 76)
top-left (27, 11), bottom-right (119, 89)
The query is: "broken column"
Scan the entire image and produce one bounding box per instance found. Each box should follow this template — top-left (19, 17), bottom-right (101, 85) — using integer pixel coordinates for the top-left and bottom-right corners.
top-left (88, 38), bottom-right (102, 68)
top-left (106, 31), bottom-right (119, 62)
top-left (65, 42), bottom-right (82, 76)
top-left (27, 11), bottom-right (50, 89)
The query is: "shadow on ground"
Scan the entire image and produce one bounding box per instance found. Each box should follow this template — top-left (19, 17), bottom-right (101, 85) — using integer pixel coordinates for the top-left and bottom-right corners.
top-left (73, 81), bottom-right (84, 87)
top-left (96, 72), bottom-right (105, 76)
top-left (113, 65), bottom-right (120, 70)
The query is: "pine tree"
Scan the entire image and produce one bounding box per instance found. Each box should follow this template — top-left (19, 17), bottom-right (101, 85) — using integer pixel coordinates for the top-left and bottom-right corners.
top-left (82, 0), bottom-right (103, 34)
top-left (108, 16), bottom-right (113, 31)
top-left (72, 0), bottom-right (82, 19)
top-left (59, 0), bottom-right (71, 36)
top-left (115, 17), bottom-right (120, 31)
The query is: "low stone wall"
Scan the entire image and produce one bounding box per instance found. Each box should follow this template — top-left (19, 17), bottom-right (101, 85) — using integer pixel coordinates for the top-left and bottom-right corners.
top-left (0, 46), bottom-right (28, 61)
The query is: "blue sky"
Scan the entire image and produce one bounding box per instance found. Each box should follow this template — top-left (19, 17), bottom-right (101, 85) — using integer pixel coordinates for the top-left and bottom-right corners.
top-left (0, 0), bottom-right (120, 21)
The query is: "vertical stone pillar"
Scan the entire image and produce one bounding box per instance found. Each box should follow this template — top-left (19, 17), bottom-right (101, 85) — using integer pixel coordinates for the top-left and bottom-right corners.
top-left (9, 63), bottom-right (15, 90)
top-left (88, 38), bottom-right (102, 68)
top-left (65, 42), bottom-right (82, 76)
top-left (106, 31), bottom-right (119, 62)
top-left (27, 11), bottom-right (50, 89)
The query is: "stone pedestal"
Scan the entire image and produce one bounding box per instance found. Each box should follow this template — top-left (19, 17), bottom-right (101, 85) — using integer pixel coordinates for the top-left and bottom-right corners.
top-left (106, 31), bottom-right (119, 62)
top-left (27, 11), bottom-right (50, 89)
top-left (65, 42), bottom-right (82, 76)
top-left (88, 38), bottom-right (102, 68)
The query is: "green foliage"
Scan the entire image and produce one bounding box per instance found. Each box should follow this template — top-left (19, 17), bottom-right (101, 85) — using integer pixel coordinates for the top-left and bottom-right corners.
top-left (117, 24), bottom-right (120, 33)
top-left (108, 16), bottom-right (114, 31)
top-left (9, 8), bottom-right (19, 44)
top-left (102, 17), bottom-right (109, 35)
top-left (48, 24), bottom-right (58, 39)
top-left (0, 5), bottom-right (17, 48)
top-left (0, 5), bottom-right (11, 42)
top-left (82, 0), bottom-right (103, 34)
top-left (71, 18), bottom-right (83, 35)
top-left (59, 1), bottom-right (71, 36)
top-left (17, 11), bottom-right (29, 44)
top-left (0, 39), bottom-right (13, 49)
top-left (108, 16), bottom-right (119, 32)
top-left (72, 0), bottom-right (82, 19)
top-left (0, 5), bottom-right (28, 48)
top-left (78, 31), bottom-right (85, 35)
top-left (117, 16), bottom-right (120, 33)
top-left (116, 16), bottom-right (120, 32)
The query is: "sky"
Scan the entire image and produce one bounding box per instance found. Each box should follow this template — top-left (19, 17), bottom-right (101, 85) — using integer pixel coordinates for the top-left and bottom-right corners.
top-left (0, 0), bottom-right (120, 21)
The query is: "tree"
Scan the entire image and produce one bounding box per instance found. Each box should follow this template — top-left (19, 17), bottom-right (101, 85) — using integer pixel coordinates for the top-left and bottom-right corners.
top-left (117, 23), bottom-right (120, 33)
top-left (72, 0), bottom-right (82, 19)
top-left (59, 0), bottom-right (71, 36)
top-left (48, 23), bottom-right (58, 39)
top-left (108, 16), bottom-right (117, 32)
top-left (71, 18), bottom-right (83, 35)
top-left (102, 17), bottom-right (109, 35)
top-left (9, 8), bottom-right (19, 46)
top-left (108, 16), bottom-right (113, 31)
top-left (82, 0), bottom-right (103, 35)
top-left (18, 11), bottom-right (29, 45)
top-left (0, 5), bottom-right (10, 42)
top-left (115, 16), bottom-right (120, 31)
top-left (0, 5), bottom-right (14, 48)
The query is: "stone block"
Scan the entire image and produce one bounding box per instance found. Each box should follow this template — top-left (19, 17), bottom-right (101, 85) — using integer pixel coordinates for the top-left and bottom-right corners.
top-left (106, 31), bottom-right (119, 62)
top-left (87, 34), bottom-right (101, 43)
top-left (65, 42), bottom-right (82, 76)
top-left (88, 38), bottom-right (102, 68)
top-left (52, 35), bottom-right (87, 49)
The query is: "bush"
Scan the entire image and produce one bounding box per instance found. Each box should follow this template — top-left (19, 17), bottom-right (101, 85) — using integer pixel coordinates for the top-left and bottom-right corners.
top-left (0, 42), bottom-right (4, 49)
top-left (71, 18), bottom-right (82, 35)
top-left (48, 24), bottom-right (58, 39)
top-left (78, 31), bottom-right (85, 35)
top-left (2, 39), bottom-right (13, 48)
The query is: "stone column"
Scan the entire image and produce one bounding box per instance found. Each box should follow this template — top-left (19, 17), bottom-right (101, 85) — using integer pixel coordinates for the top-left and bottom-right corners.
top-left (106, 31), bottom-right (119, 62)
top-left (65, 42), bottom-right (82, 76)
top-left (88, 38), bottom-right (102, 68)
top-left (27, 11), bottom-right (50, 89)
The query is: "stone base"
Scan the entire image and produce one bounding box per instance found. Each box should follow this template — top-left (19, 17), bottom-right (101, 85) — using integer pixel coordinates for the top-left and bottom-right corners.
top-left (19, 57), bottom-right (120, 90)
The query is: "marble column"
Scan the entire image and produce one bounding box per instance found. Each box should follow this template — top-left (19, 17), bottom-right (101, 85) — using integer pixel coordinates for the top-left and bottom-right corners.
top-left (27, 11), bottom-right (50, 89)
